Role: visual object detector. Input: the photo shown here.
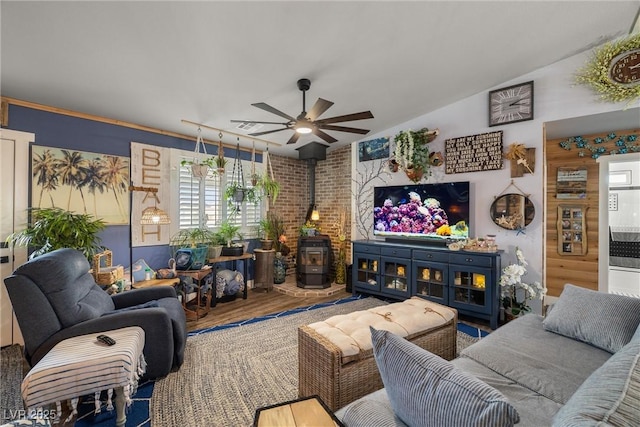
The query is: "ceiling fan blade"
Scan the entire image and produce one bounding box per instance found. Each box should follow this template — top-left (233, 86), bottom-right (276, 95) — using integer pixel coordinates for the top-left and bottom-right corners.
top-left (315, 111), bottom-right (374, 125)
top-left (286, 132), bottom-right (301, 145)
top-left (230, 119), bottom-right (290, 125)
top-left (319, 124), bottom-right (370, 135)
top-left (252, 102), bottom-right (296, 121)
top-left (306, 98), bottom-right (334, 121)
top-left (313, 128), bottom-right (338, 144)
top-left (249, 127), bottom-right (291, 137)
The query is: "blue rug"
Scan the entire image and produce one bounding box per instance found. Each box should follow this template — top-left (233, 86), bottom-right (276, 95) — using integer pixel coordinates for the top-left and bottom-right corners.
top-left (75, 295), bottom-right (487, 426)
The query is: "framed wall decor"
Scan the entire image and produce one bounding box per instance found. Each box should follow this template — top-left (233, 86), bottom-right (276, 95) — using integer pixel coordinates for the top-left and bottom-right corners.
top-left (31, 145), bottom-right (130, 225)
top-left (358, 137), bottom-right (389, 162)
top-left (489, 81), bottom-right (534, 127)
top-left (557, 205), bottom-right (588, 256)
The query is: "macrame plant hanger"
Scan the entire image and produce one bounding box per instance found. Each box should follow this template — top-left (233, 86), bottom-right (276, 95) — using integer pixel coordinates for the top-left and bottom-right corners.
top-left (190, 127), bottom-right (210, 179)
top-left (230, 140), bottom-right (245, 211)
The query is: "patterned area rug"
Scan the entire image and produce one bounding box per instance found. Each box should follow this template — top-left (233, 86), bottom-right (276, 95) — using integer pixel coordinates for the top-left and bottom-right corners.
top-left (0, 297), bottom-right (484, 426)
top-left (152, 296), bottom-right (482, 426)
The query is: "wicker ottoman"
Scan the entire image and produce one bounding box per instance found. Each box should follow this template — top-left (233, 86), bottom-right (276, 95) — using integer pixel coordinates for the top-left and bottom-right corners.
top-left (298, 297), bottom-right (457, 411)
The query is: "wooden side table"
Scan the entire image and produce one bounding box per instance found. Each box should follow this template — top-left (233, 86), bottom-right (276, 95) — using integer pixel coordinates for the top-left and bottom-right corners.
top-left (208, 252), bottom-right (253, 306)
top-left (253, 396), bottom-right (343, 427)
top-left (178, 267), bottom-right (214, 321)
top-left (131, 277), bottom-right (179, 289)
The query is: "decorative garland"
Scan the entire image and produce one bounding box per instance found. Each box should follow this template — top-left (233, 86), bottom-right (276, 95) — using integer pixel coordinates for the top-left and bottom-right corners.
top-left (575, 33), bottom-right (640, 104)
top-left (558, 132), bottom-right (639, 159)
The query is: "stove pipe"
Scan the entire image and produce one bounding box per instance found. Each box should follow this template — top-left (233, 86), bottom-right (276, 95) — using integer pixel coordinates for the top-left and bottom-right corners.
top-left (296, 142), bottom-right (327, 222)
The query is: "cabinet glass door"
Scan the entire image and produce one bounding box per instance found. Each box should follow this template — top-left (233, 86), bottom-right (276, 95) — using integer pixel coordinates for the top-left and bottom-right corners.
top-left (414, 262), bottom-right (447, 304)
top-left (354, 254), bottom-right (380, 291)
top-left (381, 257), bottom-right (411, 297)
top-left (450, 266), bottom-right (491, 314)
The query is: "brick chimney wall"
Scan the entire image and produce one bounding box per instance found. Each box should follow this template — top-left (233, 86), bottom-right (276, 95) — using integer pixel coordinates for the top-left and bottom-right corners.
top-left (268, 144), bottom-right (352, 268)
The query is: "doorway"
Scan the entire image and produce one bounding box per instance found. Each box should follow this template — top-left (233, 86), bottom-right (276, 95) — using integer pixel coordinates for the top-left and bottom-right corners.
top-left (0, 128), bottom-right (33, 347)
top-left (597, 153), bottom-right (640, 296)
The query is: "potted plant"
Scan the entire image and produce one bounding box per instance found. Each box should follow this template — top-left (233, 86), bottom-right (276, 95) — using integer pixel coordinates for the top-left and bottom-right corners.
top-left (6, 207), bottom-right (107, 262)
top-left (214, 156), bottom-right (227, 174)
top-left (499, 247), bottom-right (546, 321)
top-left (224, 182), bottom-right (261, 208)
top-left (218, 219), bottom-right (243, 256)
top-left (257, 173), bottom-right (281, 204)
top-left (169, 227), bottom-right (218, 265)
top-left (393, 128), bottom-right (439, 183)
top-left (257, 218), bottom-right (274, 250)
top-left (181, 157), bottom-right (217, 179)
top-left (300, 220), bottom-right (319, 237)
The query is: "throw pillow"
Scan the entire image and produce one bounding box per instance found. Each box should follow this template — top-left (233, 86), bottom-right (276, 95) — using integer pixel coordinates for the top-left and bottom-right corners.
top-left (552, 333), bottom-right (640, 426)
top-left (370, 327), bottom-right (520, 427)
top-left (542, 284), bottom-right (640, 353)
top-left (341, 398), bottom-right (409, 427)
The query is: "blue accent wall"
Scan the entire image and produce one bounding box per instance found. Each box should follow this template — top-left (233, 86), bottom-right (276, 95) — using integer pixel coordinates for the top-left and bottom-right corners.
top-left (8, 104), bottom-right (259, 271)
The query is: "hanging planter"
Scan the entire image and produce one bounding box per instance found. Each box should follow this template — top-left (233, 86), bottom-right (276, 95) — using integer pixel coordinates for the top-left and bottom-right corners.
top-left (255, 147), bottom-right (281, 204)
top-left (216, 134), bottom-right (226, 174)
top-left (393, 128), bottom-right (439, 183)
top-left (224, 141), bottom-right (262, 212)
top-left (404, 166), bottom-right (424, 182)
top-left (191, 163), bottom-right (210, 179)
top-left (233, 188), bottom-right (245, 203)
top-left (181, 127), bottom-right (216, 179)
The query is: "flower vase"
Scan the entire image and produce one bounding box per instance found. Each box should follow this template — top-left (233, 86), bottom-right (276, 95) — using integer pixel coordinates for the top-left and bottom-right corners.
top-left (273, 252), bottom-right (286, 284)
top-left (335, 250), bottom-right (346, 285)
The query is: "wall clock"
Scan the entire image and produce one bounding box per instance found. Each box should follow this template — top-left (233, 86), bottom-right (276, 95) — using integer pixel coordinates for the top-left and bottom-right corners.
top-left (575, 33), bottom-right (640, 103)
top-left (489, 81), bottom-right (534, 127)
top-left (608, 48), bottom-right (640, 86)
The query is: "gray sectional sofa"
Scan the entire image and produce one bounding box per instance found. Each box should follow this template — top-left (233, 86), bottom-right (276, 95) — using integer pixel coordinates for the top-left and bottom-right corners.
top-left (335, 284), bottom-right (640, 426)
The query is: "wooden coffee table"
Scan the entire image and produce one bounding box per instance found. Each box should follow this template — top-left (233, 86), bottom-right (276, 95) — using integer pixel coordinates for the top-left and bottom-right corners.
top-left (253, 395), bottom-right (344, 427)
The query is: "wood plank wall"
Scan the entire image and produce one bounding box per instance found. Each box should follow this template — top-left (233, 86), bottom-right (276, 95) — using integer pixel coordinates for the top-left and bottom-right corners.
top-left (545, 127), bottom-right (639, 297)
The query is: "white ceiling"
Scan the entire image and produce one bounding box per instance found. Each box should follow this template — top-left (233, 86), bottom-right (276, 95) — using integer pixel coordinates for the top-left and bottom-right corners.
top-left (2, 1), bottom-right (639, 157)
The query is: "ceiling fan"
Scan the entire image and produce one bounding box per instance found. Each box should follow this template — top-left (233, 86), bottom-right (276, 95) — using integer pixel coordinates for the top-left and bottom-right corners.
top-left (231, 78), bottom-right (374, 145)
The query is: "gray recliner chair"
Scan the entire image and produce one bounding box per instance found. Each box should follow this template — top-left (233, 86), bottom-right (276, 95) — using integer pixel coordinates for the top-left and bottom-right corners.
top-left (4, 248), bottom-right (187, 380)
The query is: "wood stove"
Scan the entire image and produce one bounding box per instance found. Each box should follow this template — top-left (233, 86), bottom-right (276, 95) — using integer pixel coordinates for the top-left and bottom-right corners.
top-left (296, 236), bottom-right (331, 289)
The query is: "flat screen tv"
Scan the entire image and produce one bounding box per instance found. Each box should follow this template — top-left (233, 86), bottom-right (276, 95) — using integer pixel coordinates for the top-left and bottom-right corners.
top-left (373, 181), bottom-right (470, 241)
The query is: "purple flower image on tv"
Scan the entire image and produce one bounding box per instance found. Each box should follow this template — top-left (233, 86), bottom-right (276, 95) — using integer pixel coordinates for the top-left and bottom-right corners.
top-left (373, 182), bottom-right (470, 240)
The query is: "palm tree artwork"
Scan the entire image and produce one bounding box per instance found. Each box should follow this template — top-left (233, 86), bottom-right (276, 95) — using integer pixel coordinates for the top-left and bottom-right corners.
top-left (31, 146), bottom-right (130, 225)
top-left (32, 149), bottom-right (59, 207)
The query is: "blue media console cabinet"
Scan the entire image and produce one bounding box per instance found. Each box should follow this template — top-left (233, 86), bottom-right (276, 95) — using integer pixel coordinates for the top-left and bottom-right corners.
top-left (352, 240), bottom-right (502, 329)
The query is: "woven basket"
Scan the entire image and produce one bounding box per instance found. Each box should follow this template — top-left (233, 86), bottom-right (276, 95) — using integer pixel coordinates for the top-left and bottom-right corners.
top-left (93, 250), bottom-right (124, 285)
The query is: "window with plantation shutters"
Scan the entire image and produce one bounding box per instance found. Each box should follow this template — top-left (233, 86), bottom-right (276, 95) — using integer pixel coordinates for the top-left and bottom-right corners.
top-left (176, 151), bottom-right (261, 238)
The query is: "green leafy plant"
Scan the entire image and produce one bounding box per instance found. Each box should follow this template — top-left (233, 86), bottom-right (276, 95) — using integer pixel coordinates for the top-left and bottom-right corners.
top-left (214, 156), bottom-right (227, 171)
top-left (6, 207), bottom-right (107, 261)
top-left (224, 182), bottom-right (261, 209)
top-left (169, 227), bottom-right (218, 248)
top-left (180, 157), bottom-right (217, 168)
top-left (217, 219), bottom-right (241, 247)
top-left (257, 173), bottom-right (281, 204)
top-left (393, 128), bottom-right (438, 182)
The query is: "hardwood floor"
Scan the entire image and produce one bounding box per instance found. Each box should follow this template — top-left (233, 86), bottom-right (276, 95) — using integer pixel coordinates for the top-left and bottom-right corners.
top-left (186, 287), bottom-right (352, 332)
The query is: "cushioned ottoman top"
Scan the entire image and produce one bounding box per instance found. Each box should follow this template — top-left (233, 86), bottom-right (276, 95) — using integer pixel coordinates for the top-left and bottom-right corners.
top-left (307, 297), bottom-right (455, 358)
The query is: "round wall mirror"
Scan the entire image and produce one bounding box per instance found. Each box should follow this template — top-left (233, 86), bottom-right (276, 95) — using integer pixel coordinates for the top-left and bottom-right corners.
top-left (490, 193), bottom-right (535, 230)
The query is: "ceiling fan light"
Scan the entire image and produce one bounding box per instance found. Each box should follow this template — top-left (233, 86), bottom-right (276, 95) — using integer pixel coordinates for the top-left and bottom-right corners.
top-left (295, 125), bottom-right (313, 134)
